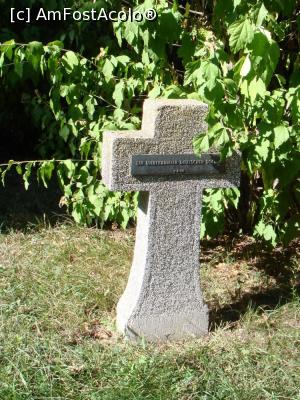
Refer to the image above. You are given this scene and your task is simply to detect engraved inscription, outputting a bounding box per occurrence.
[131,154,225,177]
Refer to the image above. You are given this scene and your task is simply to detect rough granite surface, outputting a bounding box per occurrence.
[102,99,240,342]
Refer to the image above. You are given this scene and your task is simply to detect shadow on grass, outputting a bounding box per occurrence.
[204,236,300,330]
[209,284,300,330]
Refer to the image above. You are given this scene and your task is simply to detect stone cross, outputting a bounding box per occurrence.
[102,99,240,341]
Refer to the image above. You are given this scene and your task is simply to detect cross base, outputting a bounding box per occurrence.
[117,303,208,342]
[116,187,208,342]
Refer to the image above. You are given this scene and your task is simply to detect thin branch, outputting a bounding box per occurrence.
[0,61,30,68]
[166,1,205,16]
[0,42,99,68]
[0,159,94,168]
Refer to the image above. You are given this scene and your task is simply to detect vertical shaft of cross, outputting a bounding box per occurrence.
[117,182,208,341]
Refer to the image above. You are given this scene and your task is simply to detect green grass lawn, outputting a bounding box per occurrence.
[0,223,299,400]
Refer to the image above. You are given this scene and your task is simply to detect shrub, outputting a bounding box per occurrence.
[0,0,299,244]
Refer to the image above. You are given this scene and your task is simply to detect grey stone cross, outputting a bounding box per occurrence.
[102,99,240,341]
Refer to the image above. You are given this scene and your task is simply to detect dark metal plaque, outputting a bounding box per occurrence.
[131,154,225,177]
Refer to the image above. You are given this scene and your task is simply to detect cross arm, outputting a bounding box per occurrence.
[101,131,158,191]
[200,151,241,190]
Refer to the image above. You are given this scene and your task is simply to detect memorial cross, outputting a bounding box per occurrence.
[102,99,240,341]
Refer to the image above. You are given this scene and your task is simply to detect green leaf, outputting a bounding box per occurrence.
[0,52,4,69]
[156,9,181,43]
[62,160,76,179]
[16,164,22,175]
[274,126,290,149]
[112,81,125,108]
[121,208,131,229]
[102,59,114,81]
[148,84,162,98]
[116,55,130,66]
[1,160,14,186]
[214,127,230,147]
[178,33,197,64]
[47,40,64,49]
[72,204,84,224]
[208,189,223,211]
[162,85,185,98]
[248,77,266,103]
[255,220,265,236]
[266,41,280,77]
[286,87,300,124]
[223,78,238,98]
[263,224,277,246]
[113,22,123,47]
[256,3,268,26]
[50,87,61,120]
[59,125,70,142]
[225,188,240,209]
[85,96,97,118]
[228,19,255,53]
[1,40,15,60]
[38,161,55,188]
[250,31,270,57]
[233,0,242,9]
[240,55,251,77]
[256,139,270,161]
[26,41,43,71]
[62,51,79,74]
[124,22,139,45]
[89,193,103,216]
[203,62,219,91]
[194,134,209,153]
[23,162,33,190]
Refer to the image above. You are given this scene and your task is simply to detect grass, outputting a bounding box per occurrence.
[0,222,299,399]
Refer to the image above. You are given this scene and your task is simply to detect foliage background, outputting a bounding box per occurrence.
[0,0,299,245]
